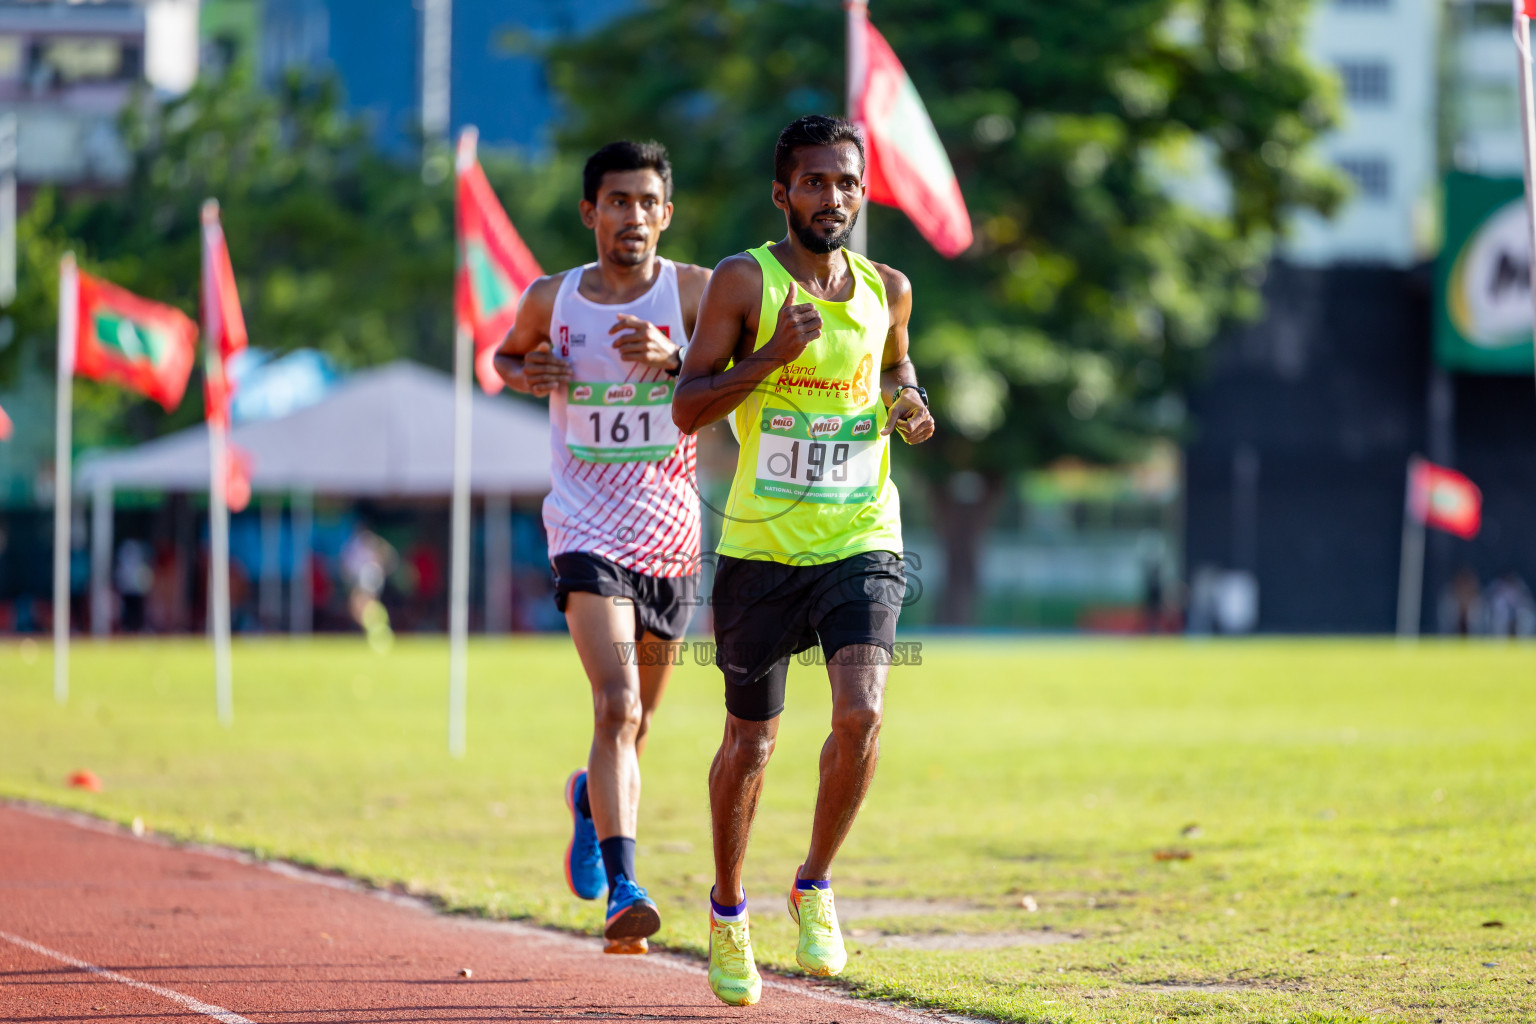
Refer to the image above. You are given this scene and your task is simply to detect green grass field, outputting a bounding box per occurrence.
[1,636,1532,1023]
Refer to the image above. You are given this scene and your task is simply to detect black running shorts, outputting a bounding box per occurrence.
[711,550,906,721]
[551,552,699,642]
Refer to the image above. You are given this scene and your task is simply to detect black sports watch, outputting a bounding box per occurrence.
[893,383,928,407]
[665,345,685,378]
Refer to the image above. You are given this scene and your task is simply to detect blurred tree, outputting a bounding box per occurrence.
[1,67,593,451]
[549,0,1346,623]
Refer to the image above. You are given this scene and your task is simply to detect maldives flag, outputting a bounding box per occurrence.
[201,201,248,430]
[848,5,973,258]
[72,269,197,412]
[456,129,543,393]
[1409,459,1482,540]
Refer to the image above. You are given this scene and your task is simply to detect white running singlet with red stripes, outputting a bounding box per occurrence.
[543,259,700,577]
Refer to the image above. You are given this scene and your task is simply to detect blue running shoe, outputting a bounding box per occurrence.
[563,769,606,900]
[605,877,661,944]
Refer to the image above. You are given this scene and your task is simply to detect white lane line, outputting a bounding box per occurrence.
[0,929,255,1024]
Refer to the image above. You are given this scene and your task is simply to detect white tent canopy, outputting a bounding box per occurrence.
[76,360,552,496]
[72,360,551,639]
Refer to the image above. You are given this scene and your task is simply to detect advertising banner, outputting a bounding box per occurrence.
[1435,173,1535,374]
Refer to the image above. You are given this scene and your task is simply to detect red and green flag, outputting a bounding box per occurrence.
[201,201,248,430]
[1409,458,1482,540]
[456,129,544,394]
[0,401,11,441]
[848,3,973,258]
[202,202,253,512]
[69,266,197,412]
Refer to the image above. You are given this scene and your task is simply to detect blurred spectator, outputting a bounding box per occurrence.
[406,541,444,630]
[1485,573,1536,638]
[1437,567,1486,636]
[230,561,254,632]
[341,526,398,652]
[1143,561,1165,634]
[148,541,181,632]
[1187,566,1258,634]
[114,540,154,633]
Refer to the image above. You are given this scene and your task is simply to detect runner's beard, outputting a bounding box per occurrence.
[791,208,857,254]
[609,239,653,266]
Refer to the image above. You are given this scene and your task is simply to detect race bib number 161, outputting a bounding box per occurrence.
[566,380,680,463]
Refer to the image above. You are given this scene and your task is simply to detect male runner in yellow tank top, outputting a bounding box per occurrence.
[673,114,935,1005]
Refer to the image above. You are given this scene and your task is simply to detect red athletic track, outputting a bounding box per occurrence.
[0,804,948,1023]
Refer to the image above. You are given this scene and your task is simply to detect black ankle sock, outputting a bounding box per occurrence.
[576,780,592,819]
[598,836,636,892]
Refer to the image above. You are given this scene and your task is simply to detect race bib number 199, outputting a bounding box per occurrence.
[566,380,680,463]
[753,406,884,504]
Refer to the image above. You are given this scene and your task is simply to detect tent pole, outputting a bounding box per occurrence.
[448,324,473,757]
[260,494,282,630]
[290,489,313,636]
[91,477,112,637]
[484,492,511,634]
[53,253,77,705]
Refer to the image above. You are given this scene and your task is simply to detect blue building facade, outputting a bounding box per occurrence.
[260,0,635,152]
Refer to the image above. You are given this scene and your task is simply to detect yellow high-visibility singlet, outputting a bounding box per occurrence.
[716,243,903,564]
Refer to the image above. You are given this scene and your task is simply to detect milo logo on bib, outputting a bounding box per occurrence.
[851,418,874,438]
[572,385,593,401]
[648,384,670,402]
[604,384,637,404]
[767,413,796,432]
[809,416,843,438]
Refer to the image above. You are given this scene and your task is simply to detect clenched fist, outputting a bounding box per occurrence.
[609,314,681,371]
[524,340,572,398]
[762,283,822,366]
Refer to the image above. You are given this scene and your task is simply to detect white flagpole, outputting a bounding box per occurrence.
[1516,0,1536,383]
[203,200,234,726]
[447,128,478,758]
[846,0,869,255]
[52,253,77,705]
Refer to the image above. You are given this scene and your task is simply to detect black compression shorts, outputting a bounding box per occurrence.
[551,552,699,641]
[711,550,906,721]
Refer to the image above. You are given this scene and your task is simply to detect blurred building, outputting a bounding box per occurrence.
[259,0,636,152]
[0,0,203,189]
[1284,0,1438,267]
[1446,0,1526,177]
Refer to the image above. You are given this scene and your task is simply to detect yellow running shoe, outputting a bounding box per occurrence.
[707,909,762,1006]
[787,869,847,977]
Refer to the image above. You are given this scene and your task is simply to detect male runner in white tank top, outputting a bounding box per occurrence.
[494,141,710,954]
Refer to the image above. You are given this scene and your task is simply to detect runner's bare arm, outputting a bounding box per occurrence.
[609,264,712,371]
[874,265,934,444]
[493,274,572,398]
[677,262,713,340]
[673,255,822,434]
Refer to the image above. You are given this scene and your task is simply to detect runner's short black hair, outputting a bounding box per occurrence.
[774,115,866,185]
[583,140,673,204]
